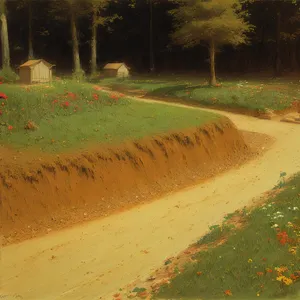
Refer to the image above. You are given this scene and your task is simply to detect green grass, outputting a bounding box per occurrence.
[154,173,300,300]
[0,80,219,152]
[100,76,300,113]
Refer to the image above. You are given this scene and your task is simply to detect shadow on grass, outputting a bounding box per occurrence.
[145,84,205,97]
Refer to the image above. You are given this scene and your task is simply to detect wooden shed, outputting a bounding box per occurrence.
[18,59,55,84]
[103,62,130,78]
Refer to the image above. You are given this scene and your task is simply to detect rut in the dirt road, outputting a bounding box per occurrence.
[2,103,300,300]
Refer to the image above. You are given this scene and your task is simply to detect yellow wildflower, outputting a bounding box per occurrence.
[276,275,293,286]
[289,247,297,255]
[275,266,288,274]
[248,259,253,263]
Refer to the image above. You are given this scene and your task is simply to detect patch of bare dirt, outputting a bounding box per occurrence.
[0,117,272,246]
[281,112,300,124]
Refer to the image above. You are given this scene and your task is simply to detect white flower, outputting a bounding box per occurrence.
[275,211,282,214]
[267,214,271,217]
[271,224,279,228]
[268,204,272,207]
[288,207,292,210]
[293,207,299,211]
[262,207,267,210]
[277,215,284,218]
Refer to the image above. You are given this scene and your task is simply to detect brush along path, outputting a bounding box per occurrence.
[2,103,300,300]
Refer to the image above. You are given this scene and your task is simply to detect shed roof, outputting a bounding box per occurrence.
[103,63,129,70]
[19,59,55,69]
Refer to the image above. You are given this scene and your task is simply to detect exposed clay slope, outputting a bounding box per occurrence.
[1,117,251,244]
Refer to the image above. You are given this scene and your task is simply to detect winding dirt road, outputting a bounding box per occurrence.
[1,98,300,300]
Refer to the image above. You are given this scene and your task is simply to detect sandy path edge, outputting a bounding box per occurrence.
[1,98,300,300]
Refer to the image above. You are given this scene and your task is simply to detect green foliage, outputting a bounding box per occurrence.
[169,0,254,48]
[0,81,218,152]
[0,67,19,83]
[156,173,300,299]
[72,69,86,82]
[49,0,85,21]
[100,77,300,113]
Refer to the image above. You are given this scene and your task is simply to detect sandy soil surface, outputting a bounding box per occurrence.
[1,99,300,300]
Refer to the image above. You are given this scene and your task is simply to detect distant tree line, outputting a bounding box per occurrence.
[0,0,299,84]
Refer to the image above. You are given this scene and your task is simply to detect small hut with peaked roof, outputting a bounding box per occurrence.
[103,62,130,78]
[18,59,55,84]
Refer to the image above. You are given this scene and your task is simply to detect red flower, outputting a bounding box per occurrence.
[62,101,70,108]
[110,93,119,101]
[277,231,289,245]
[66,92,76,99]
[93,85,102,91]
[0,92,8,99]
[0,110,2,116]
[0,82,3,84]
[257,272,264,276]
[224,289,232,296]
[92,93,99,100]
[262,258,267,262]
[7,125,13,131]
[52,99,58,104]
[266,268,273,273]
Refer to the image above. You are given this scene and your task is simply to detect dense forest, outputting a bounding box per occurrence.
[0,0,299,77]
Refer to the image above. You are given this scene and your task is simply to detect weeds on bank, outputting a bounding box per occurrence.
[156,172,300,299]
[101,77,300,113]
[0,80,218,152]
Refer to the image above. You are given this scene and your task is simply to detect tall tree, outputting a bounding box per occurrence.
[149,0,155,72]
[17,0,34,59]
[0,0,10,69]
[170,0,253,85]
[246,0,300,76]
[50,0,84,76]
[86,0,120,75]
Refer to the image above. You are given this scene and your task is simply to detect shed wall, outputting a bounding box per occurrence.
[104,70,117,77]
[32,61,51,83]
[117,65,129,78]
[19,68,32,84]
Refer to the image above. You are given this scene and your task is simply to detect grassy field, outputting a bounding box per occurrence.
[0,80,218,152]
[155,173,300,299]
[99,75,300,113]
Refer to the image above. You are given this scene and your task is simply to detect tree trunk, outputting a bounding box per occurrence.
[28,0,34,59]
[149,0,155,73]
[290,40,298,72]
[90,8,97,75]
[0,11,10,69]
[274,10,282,77]
[209,39,217,86]
[70,8,81,73]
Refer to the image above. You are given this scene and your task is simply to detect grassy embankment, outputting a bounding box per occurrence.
[99,76,300,114]
[0,80,219,153]
[154,173,300,299]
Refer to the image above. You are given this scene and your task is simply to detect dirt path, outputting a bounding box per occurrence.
[1,99,300,300]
